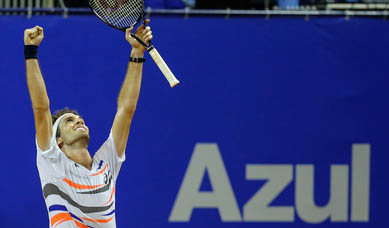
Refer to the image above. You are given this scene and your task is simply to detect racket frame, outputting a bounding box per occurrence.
[88,0,180,88]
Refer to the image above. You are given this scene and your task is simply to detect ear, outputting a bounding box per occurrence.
[57,137,64,149]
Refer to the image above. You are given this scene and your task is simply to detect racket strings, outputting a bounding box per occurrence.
[90,0,143,29]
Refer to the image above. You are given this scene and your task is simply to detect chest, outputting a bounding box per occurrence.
[59,161,114,205]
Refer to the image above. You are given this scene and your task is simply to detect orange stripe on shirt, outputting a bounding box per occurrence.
[74,220,89,228]
[90,164,108,176]
[54,218,73,228]
[104,186,115,206]
[63,178,104,190]
[80,215,114,223]
[51,212,72,227]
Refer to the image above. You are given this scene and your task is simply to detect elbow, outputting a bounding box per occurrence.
[118,104,137,115]
[117,94,139,115]
[32,99,50,111]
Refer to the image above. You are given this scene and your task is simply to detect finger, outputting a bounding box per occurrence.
[29,28,39,38]
[145,35,153,42]
[143,26,150,34]
[31,26,40,34]
[25,29,33,35]
[37,26,43,33]
[125,27,134,38]
[138,19,150,31]
[136,24,145,33]
[143,31,152,40]
[24,29,31,40]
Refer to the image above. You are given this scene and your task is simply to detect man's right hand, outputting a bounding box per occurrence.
[24,26,44,46]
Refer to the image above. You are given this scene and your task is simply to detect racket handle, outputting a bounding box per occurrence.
[148,46,180,88]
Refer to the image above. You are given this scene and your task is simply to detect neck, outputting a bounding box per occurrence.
[62,140,92,170]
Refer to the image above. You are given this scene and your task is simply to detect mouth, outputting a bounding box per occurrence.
[75,126,87,132]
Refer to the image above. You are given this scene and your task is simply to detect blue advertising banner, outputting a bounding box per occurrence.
[0,15,388,228]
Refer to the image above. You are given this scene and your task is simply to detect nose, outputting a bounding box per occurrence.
[76,118,83,125]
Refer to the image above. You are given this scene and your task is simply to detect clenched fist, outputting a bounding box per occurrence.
[24,26,44,46]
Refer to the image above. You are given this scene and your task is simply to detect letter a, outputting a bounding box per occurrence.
[169,143,241,222]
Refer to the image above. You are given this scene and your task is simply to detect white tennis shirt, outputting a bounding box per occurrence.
[36,115,125,228]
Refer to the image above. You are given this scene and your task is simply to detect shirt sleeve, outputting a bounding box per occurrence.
[94,130,126,181]
[36,135,66,181]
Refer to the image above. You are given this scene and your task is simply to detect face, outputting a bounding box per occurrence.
[57,113,90,147]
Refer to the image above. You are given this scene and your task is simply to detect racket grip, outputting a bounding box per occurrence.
[148,47,180,88]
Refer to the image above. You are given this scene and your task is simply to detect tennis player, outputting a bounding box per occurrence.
[25,20,152,228]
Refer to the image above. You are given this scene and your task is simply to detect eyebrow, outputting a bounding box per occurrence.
[64,116,84,122]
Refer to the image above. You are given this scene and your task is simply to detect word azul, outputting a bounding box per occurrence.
[169,143,370,223]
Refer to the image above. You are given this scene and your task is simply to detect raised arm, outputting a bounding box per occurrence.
[25,26,53,151]
[112,20,153,157]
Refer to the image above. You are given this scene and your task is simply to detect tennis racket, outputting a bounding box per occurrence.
[89,0,180,88]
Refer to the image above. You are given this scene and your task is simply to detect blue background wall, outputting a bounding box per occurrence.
[0,15,388,227]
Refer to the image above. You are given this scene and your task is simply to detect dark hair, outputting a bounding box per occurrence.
[52,107,80,138]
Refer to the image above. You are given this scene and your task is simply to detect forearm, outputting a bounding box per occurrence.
[117,49,144,112]
[26,59,50,110]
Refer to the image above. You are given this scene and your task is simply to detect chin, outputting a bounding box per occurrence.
[81,134,90,141]
[75,134,90,144]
